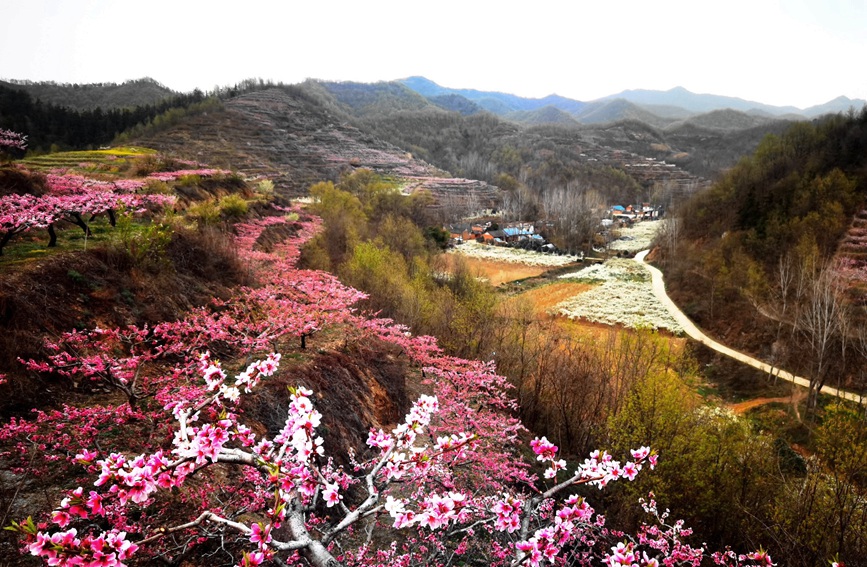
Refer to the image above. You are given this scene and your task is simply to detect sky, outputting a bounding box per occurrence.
[2,0,866,110]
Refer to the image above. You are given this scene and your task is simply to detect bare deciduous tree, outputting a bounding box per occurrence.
[799,266,847,411]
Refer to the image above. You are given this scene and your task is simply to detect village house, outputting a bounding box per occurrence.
[609,203,662,222]
[502,222,537,243]
[446,222,489,245]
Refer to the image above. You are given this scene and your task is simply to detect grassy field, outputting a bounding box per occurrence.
[442,254,551,286]
[0,217,118,267]
[20,147,156,173]
[503,281,593,315]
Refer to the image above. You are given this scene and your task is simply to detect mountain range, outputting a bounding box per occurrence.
[399,76,866,124]
[5,74,863,129]
[4,74,864,191]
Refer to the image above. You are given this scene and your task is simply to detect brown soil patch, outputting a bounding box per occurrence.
[443,255,549,286]
[505,282,689,351]
[507,281,594,316]
[730,387,806,415]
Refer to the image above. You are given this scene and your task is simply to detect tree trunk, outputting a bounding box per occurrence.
[47,224,57,247]
[71,213,92,236]
[286,509,342,567]
[0,231,12,255]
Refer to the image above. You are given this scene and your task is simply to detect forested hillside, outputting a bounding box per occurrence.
[0,78,176,111]
[678,111,867,259]
[305,78,801,189]
[0,82,210,152]
[661,108,867,408]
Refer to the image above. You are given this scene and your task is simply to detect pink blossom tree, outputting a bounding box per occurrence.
[7,354,775,567]
[0,193,56,254]
[2,201,779,567]
[0,128,27,159]
[0,169,173,254]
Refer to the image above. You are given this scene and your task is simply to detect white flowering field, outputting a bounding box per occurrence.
[554,259,683,334]
[449,240,578,267]
[608,220,664,252]
[557,258,650,283]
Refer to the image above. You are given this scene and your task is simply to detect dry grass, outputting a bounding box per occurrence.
[506,281,689,352]
[505,281,594,316]
[441,255,549,286]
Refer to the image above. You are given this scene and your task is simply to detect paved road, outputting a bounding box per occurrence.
[635,250,866,406]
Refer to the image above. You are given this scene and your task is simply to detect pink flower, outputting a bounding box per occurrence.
[605,541,638,566]
[241,551,266,566]
[492,494,524,532]
[745,550,775,566]
[393,510,416,529]
[27,532,51,556]
[530,436,558,462]
[323,483,341,507]
[86,491,104,516]
[631,446,650,460]
[50,510,71,528]
[250,522,272,547]
[516,539,544,567]
[75,449,98,463]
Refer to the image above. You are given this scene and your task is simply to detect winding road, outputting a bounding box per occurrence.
[634,250,866,406]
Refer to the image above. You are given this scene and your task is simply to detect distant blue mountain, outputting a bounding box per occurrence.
[401,77,867,122]
[802,95,867,117]
[399,76,588,115]
[600,86,867,118]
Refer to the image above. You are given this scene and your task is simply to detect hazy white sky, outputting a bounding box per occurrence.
[2,0,865,109]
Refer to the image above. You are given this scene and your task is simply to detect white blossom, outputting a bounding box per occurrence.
[608,221,665,252]
[554,258,682,334]
[558,258,650,282]
[449,240,577,267]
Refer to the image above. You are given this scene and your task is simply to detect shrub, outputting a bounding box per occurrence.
[186,199,221,227]
[128,154,159,176]
[110,210,173,271]
[219,194,249,219]
[177,174,202,188]
[143,179,173,195]
[256,178,275,200]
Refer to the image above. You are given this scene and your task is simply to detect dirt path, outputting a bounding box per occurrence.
[730,388,807,419]
[635,250,866,407]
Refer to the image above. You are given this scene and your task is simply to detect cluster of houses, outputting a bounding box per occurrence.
[608,203,663,223]
[447,221,547,247]
[447,204,664,249]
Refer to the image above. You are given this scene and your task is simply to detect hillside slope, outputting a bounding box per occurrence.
[318,79,797,182]
[659,110,867,397]
[130,87,500,209]
[0,78,176,111]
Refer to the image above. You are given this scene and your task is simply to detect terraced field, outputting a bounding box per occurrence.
[836,207,867,306]
[21,147,156,173]
[131,88,500,209]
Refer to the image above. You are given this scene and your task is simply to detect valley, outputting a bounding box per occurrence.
[1,77,867,567]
